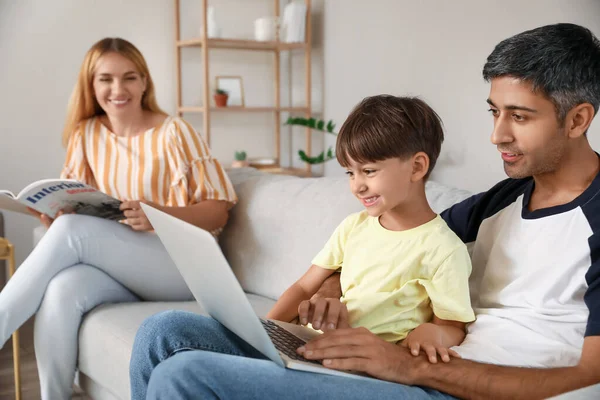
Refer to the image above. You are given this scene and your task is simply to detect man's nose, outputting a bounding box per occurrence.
[490,116,514,145]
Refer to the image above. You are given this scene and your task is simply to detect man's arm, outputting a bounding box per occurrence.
[312,271,342,299]
[300,330,600,400]
[418,336,600,400]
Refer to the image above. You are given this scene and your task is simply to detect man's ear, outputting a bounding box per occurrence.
[411,152,430,182]
[566,103,595,138]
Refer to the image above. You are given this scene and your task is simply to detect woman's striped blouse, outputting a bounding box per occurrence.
[61,116,237,210]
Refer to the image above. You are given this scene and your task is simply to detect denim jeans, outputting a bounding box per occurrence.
[0,215,192,399]
[129,310,456,400]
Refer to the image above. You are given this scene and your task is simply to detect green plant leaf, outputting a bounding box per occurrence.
[298,149,336,165]
[326,120,335,132]
[284,116,339,165]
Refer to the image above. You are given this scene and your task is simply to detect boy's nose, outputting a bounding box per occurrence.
[352,180,367,194]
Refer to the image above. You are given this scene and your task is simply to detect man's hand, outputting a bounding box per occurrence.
[298,297,350,331]
[298,327,424,384]
[120,200,159,231]
[402,323,461,363]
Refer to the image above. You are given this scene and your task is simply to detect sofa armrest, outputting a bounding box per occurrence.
[0,212,5,287]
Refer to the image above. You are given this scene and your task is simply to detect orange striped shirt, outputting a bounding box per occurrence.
[61,116,237,209]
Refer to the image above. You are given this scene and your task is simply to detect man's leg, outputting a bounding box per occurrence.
[129,310,265,400]
[147,350,456,400]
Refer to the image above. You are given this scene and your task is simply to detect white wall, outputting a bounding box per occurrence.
[2,0,600,266]
[0,0,174,266]
[0,0,323,265]
[322,0,600,192]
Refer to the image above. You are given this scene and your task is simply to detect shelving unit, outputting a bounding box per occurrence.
[174,0,313,176]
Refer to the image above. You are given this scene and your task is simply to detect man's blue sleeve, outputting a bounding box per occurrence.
[441,178,530,243]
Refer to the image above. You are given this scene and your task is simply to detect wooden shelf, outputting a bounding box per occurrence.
[177,37,306,51]
[175,0,313,177]
[178,106,309,113]
[257,167,316,177]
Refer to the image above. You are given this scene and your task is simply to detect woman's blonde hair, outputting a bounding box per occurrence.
[62,37,166,146]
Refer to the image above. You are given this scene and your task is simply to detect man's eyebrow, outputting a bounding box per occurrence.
[486,98,537,113]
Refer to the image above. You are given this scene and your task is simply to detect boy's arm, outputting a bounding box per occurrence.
[266,265,336,323]
[403,317,466,363]
[431,316,466,347]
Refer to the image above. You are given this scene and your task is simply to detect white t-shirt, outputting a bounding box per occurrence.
[441,175,600,367]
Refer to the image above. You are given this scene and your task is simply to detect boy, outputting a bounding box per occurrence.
[266,95,475,363]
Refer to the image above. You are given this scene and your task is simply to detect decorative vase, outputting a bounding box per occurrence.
[231,160,250,168]
[214,94,228,107]
[206,6,221,38]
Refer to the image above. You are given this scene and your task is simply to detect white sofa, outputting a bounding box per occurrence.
[35,168,472,399]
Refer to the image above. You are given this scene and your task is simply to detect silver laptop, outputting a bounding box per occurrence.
[141,203,372,381]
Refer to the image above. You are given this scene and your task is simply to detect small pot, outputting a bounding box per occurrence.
[231,160,250,168]
[214,94,229,107]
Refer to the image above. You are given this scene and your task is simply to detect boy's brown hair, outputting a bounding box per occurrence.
[336,95,444,179]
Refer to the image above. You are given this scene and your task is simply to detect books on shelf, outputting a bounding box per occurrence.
[281,2,307,43]
[0,179,124,221]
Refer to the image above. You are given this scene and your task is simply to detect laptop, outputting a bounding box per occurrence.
[141,203,373,381]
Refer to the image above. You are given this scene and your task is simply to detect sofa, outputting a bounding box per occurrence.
[33,167,472,399]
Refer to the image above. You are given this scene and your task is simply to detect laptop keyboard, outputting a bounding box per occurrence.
[260,319,321,365]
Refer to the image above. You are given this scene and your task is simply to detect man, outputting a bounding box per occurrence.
[129,23,600,399]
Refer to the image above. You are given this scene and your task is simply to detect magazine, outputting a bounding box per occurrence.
[0,179,124,221]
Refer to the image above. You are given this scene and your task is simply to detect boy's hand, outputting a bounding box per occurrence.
[298,297,350,332]
[402,323,461,363]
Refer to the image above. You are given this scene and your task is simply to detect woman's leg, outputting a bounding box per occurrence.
[0,214,191,347]
[129,310,265,400]
[34,264,139,400]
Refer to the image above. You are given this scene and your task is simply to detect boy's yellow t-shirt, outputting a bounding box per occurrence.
[312,211,475,342]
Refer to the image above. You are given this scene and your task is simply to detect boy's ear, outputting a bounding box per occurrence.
[411,152,430,182]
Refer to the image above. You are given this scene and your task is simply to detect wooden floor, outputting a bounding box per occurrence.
[0,318,89,400]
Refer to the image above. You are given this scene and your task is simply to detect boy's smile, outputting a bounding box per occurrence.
[360,195,380,208]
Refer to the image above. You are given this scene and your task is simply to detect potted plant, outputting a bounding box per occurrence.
[231,150,249,168]
[214,88,229,107]
[284,117,338,164]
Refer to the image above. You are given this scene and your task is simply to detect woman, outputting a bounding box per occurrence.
[0,37,236,399]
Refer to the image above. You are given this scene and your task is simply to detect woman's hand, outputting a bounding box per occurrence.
[27,208,70,229]
[120,200,161,231]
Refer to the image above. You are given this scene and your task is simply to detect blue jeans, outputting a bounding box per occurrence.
[129,310,456,400]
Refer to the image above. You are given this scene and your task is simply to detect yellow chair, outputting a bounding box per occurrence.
[0,237,21,400]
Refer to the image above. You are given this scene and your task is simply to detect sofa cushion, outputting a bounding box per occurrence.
[77,294,276,400]
[221,168,472,301]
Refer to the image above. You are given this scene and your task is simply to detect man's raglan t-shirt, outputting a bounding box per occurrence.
[441,172,600,368]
